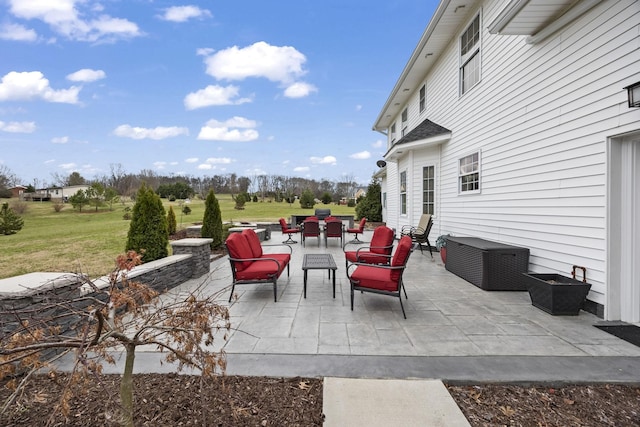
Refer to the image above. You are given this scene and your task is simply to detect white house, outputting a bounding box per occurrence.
[373,0,640,322]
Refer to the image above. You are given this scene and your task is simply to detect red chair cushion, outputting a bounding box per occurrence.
[225,233,254,271]
[369,226,394,255]
[350,266,397,292]
[235,259,280,281]
[390,236,412,281]
[266,253,290,273]
[241,229,263,258]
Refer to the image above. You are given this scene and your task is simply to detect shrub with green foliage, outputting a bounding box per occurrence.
[299,189,315,209]
[68,189,89,212]
[321,192,332,204]
[125,183,169,262]
[0,202,24,235]
[355,181,382,222]
[182,205,192,215]
[201,189,223,249]
[167,205,177,235]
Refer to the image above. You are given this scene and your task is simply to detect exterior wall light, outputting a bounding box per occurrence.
[624,81,640,108]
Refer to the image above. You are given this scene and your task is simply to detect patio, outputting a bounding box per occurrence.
[110,229,640,382]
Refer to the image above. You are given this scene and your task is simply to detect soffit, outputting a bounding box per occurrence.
[487,0,580,35]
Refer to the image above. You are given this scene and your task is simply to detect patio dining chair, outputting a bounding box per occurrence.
[279,218,300,244]
[323,218,344,247]
[400,214,433,256]
[347,235,414,319]
[346,217,366,243]
[302,218,321,247]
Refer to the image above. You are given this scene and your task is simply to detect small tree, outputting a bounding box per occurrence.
[68,189,89,212]
[0,203,24,235]
[299,189,315,209]
[321,192,332,204]
[167,205,177,235]
[201,189,223,249]
[0,252,230,427]
[125,183,168,262]
[355,180,382,222]
[182,205,192,215]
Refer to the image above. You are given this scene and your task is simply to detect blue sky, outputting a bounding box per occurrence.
[0,0,438,187]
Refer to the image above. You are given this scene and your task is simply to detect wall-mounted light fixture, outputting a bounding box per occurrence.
[624,81,640,108]
[376,160,387,168]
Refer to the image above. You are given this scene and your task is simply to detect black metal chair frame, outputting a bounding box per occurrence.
[401,214,433,257]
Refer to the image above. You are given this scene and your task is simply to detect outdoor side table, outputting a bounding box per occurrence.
[302,254,338,298]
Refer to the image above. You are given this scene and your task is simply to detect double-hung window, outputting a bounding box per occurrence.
[401,108,408,137]
[419,85,426,113]
[390,123,396,144]
[400,171,407,215]
[459,152,480,193]
[460,14,481,95]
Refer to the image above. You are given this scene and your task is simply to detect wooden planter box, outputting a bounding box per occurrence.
[522,273,591,315]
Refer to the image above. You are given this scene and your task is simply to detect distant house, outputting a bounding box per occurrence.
[353,187,367,200]
[9,186,27,198]
[373,0,640,322]
[23,185,91,202]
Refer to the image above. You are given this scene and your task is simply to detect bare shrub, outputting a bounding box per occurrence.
[9,201,27,214]
[52,202,64,212]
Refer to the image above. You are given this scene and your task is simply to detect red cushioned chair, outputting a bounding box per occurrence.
[344,225,394,269]
[346,217,367,243]
[323,217,344,247]
[347,235,413,318]
[279,217,300,244]
[302,218,321,247]
[225,229,292,302]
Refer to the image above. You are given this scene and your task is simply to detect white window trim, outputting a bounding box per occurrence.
[419,84,426,114]
[400,170,407,215]
[459,11,482,97]
[458,151,481,194]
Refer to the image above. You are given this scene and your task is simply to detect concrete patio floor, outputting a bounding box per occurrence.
[128,229,640,384]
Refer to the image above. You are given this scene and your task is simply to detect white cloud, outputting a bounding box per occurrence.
[7,0,141,43]
[197,117,259,141]
[293,166,309,172]
[0,23,37,41]
[204,157,232,164]
[310,156,337,165]
[284,82,317,98]
[0,71,80,104]
[185,157,199,163]
[204,41,307,85]
[355,105,362,111]
[160,6,212,22]
[52,136,69,144]
[154,161,167,169]
[349,151,371,160]
[0,121,35,133]
[59,162,76,170]
[113,124,189,140]
[372,139,383,148]
[66,68,106,82]
[184,84,252,110]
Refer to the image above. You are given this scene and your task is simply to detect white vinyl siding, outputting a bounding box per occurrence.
[381,0,640,309]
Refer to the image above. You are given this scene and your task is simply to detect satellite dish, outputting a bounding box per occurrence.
[376,160,387,168]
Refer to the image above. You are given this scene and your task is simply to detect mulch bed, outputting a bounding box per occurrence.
[2,374,640,426]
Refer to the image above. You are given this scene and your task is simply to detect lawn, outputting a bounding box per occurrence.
[0,195,356,280]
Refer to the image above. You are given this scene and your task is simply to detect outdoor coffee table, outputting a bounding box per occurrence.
[302,254,337,298]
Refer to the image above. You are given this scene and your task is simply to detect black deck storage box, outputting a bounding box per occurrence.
[445,237,529,291]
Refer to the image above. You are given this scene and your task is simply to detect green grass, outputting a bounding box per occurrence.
[0,196,356,280]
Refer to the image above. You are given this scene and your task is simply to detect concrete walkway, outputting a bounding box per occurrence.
[59,229,640,425]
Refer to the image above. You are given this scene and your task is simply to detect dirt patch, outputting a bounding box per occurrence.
[2,374,639,426]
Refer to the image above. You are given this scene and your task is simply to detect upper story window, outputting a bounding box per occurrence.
[460,13,481,95]
[459,152,480,193]
[390,123,396,143]
[419,85,426,113]
[401,108,408,137]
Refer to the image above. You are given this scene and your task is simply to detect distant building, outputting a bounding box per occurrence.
[9,186,27,198]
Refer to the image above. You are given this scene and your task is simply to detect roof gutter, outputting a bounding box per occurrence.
[372,0,452,131]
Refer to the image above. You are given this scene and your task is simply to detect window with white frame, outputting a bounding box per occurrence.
[419,84,426,113]
[460,14,480,95]
[400,171,407,214]
[422,165,434,214]
[382,192,386,208]
[390,123,396,143]
[459,152,480,193]
[401,108,408,137]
